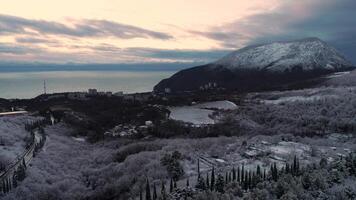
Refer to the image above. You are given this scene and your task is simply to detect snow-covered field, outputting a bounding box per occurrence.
[193,100,237,110]
[168,100,237,125]
[0,115,39,165]
[262,94,338,104]
[169,107,215,125]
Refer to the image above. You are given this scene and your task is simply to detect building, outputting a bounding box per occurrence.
[68,92,88,100]
[164,88,171,93]
[114,91,124,97]
[88,89,98,95]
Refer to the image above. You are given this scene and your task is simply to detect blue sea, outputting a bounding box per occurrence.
[0,63,198,99]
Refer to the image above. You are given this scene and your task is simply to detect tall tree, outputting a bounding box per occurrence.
[197,159,200,178]
[256,165,261,178]
[153,184,157,200]
[237,166,240,183]
[210,167,215,191]
[169,178,173,193]
[232,167,236,181]
[160,181,167,200]
[215,174,225,193]
[146,179,152,200]
[206,173,210,189]
[195,176,206,190]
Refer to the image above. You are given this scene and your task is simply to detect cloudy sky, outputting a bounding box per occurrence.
[0,0,355,64]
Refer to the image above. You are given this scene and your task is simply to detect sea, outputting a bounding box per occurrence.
[0,63,197,99]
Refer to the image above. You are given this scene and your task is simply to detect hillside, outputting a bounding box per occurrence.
[154,38,354,93]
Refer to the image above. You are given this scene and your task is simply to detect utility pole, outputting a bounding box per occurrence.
[43,80,47,94]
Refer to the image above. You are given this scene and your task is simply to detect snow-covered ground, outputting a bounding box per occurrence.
[169,107,215,125]
[0,115,39,165]
[193,100,237,110]
[325,71,351,78]
[169,100,236,125]
[262,95,338,104]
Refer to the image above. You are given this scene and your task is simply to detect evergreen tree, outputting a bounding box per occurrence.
[173,180,177,188]
[286,162,290,174]
[248,171,252,189]
[16,164,26,181]
[153,184,157,200]
[237,166,240,183]
[160,181,167,200]
[210,167,215,191]
[263,168,266,181]
[225,171,228,183]
[241,164,245,183]
[169,178,173,193]
[257,165,261,178]
[146,179,152,200]
[272,163,278,181]
[186,178,190,187]
[140,188,143,200]
[22,158,26,169]
[215,174,225,193]
[197,159,200,178]
[195,176,206,190]
[243,172,248,190]
[293,155,299,176]
[232,167,236,181]
[206,173,209,189]
[12,174,17,188]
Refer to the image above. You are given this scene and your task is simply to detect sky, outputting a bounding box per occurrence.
[0,0,355,64]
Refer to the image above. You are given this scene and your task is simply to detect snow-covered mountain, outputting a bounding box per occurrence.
[154,38,354,93]
[214,37,351,72]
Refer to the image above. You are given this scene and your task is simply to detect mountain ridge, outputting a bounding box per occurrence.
[154,37,354,93]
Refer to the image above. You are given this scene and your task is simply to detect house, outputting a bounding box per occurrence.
[123,92,152,102]
[114,91,124,97]
[88,89,98,95]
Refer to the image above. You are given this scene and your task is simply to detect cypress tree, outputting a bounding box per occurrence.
[12,174,17,188]
[160,181,167,200]
[241,164,245,183]
[243,172,248,190]
[232,167,236,181]
[273,163,278,181]
[140,188,143,200]
[248,171,252,189]
[225,172,228,183]
[169,178,173,193]
[146,179,152,200]
[195,176,206,190]
[293,155,298,175]
[263,168,266,181]
[237,166,240,183]
[153,184,157,200]
[206,173,209,189]
[210,167,215,191]
[296,156,300,175]
[186,178,190,187]
[173,180,177,188]
[286,162,290,174]
[229,172,232,183]
[215,174,225,193]
[197,159,200,178]
[256,165,261,178]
